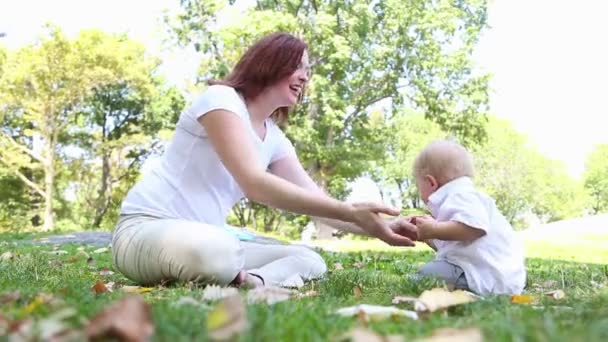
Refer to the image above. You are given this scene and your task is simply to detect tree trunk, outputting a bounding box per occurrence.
[92,151,111,228]
[42,145,54,232]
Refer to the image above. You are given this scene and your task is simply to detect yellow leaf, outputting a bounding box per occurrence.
[122,286,153,294]
[335,304,418,321]
[353,285,363,298]
[416,288,478,312]
[511,295,534,304]
[207,295,247,341]
[545,290,565,300]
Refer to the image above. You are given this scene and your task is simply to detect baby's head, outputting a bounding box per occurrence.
[413,139,474,203]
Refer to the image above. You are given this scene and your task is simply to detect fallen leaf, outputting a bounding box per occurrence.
[207,295,247,341]
[334,263,344,271]
[121,286,153,294]
[247,286,295,305]
[296,290,319,299]
[340,327,404,342]
[393,288,478,312]
[21,295,51,316]
[92,247,109,254]
[336,304,418,321]
[67,250,91,263]
[201,285,239,302]
[416,327,483,342]
[0,251,14,261]
[37,308,78,340]
[86,296,154,342]
[48,260,64,267]
[353,285,363,298]
[173,296,204,307]
[545,290,565,300]
[353,262,366,269]
[0,315,8,335]
[511,295,534,304]
[0,290,20,305]
[92,281,110,295]
[99,268,115,276]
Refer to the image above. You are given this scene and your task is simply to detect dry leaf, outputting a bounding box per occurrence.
[207,295,247,341]
[92,247,109,254]
[341,327,404,342]
[99,268,115,276]
[416,327,483,342]
[173,296,204,307]
[37,308,78,340]
[0,314,8,335]
[545,290,565,300]
[0,290,20,305]
[21,295,52,316]
[353,262,366,269]
[247,286,295,305]
[0,251,14,261]
[202,285,239,302]
[92,281,110,295]
[67,250,91,263]
[511,295,534,304]
[121,286,153,294]
[336,304,418,321]
[393,289,478,312]
[86,296,154,342]
[353,285,363,298]
[296,290,319,299]
[334,263,344,271]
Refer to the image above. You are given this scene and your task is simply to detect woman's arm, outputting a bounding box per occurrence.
[268,152,417,244]
[198,110,413,246]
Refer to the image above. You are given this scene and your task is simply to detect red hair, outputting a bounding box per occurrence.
[210,32,307,124]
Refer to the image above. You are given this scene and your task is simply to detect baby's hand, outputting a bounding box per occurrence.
[412,215,437,240]
[388,216,419,242]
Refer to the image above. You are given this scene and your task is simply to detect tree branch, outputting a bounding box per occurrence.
[0,156,46,198]
[0,132,48,165]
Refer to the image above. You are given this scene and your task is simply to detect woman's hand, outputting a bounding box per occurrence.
[388,216,420,242]
[349,202,416,246]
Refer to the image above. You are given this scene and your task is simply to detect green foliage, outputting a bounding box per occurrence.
[473,118,586,227]
[166,0,491,232]
[0,26,183,232]
[584,144,608,214]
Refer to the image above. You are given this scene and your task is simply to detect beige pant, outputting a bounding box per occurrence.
[111,214,327,287]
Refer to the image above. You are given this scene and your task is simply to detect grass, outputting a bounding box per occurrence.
[1,233,607,341]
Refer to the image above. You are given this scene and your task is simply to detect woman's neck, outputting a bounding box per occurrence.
[245,90,279,126]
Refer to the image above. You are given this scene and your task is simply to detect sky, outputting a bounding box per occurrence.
[1,0,607,188]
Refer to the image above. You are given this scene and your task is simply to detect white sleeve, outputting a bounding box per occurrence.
[440,192,491,233]
[270,125,297,163]
[187,85,246,121]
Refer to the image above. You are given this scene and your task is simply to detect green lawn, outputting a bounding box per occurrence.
[1,233,607,341]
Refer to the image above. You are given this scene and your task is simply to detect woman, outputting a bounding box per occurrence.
[112,32,416,288]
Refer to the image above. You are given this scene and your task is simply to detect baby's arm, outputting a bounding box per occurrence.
[415,216,486,241]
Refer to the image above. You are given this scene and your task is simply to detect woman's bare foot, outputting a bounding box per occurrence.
[230,270,264,288]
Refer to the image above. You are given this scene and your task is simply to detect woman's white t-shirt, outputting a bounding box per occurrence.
[120,85,296,226]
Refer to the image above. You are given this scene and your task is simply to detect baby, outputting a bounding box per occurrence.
[409,139,526,295]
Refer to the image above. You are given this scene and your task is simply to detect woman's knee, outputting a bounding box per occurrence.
[175,228,244,285]
[293,246,327,278]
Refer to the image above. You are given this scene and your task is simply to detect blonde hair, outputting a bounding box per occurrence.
[413,139,474,185]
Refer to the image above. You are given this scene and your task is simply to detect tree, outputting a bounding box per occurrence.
[371,111,445,209]
[0,26,183,231]
[166,0,491,234]
[473,117,586,227]
[584,144,608,214]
